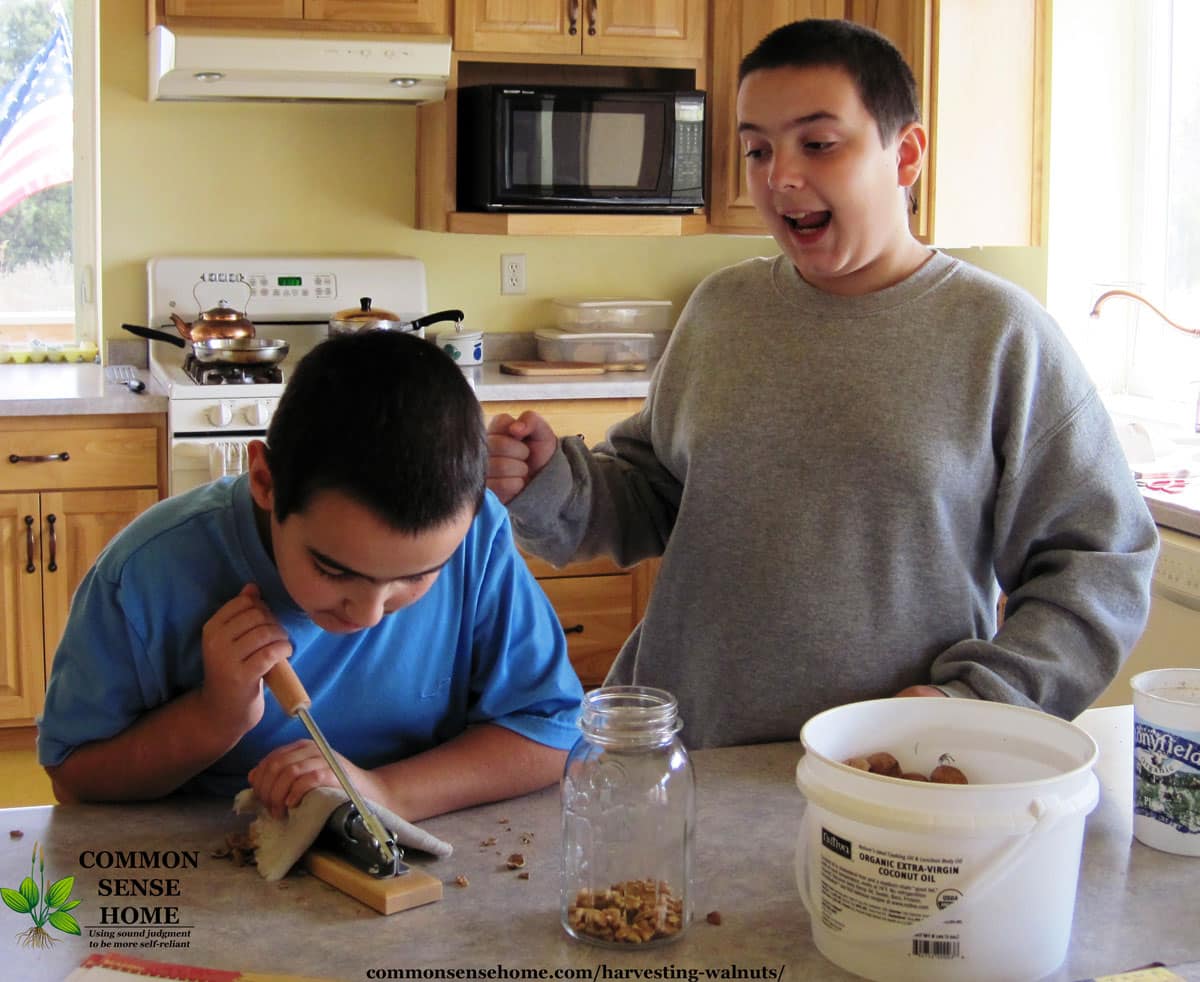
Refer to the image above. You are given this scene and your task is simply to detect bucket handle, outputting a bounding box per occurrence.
[794,776,1097,945]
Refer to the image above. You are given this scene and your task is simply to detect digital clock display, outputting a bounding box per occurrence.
[277,276,302,287]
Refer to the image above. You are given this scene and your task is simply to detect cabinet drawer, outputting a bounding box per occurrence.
[2,428,159,492]
[539,573,638,687]
[522,551,627,579]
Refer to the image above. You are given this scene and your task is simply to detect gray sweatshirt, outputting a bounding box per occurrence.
[508,251,1158,748]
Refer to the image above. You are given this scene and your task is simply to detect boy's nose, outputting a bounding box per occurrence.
[767,150,805,191]
[343,586,388,629]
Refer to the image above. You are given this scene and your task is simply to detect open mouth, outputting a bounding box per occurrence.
[783,211,831,233]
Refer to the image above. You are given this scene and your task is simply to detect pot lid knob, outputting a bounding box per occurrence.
[336,296,400,321]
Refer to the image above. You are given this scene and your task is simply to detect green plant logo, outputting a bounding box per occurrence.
[2,842,81,949]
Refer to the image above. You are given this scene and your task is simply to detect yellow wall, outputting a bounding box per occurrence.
[100,4,1046,338]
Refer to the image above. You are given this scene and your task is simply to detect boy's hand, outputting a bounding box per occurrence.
[486,411,559,504]
[248,739,382,820]
[199,583,293,738]
[894,685,947,698]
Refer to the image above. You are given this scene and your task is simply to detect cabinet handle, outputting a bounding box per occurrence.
[587,0,597,36]
[9,451,70,464]
[562,623,585,634]
[46,513,58,572]
[567,0,578,35]
[24,515,36,573]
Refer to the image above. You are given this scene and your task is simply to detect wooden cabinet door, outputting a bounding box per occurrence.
[539,573,640,686]
[0,494,47,723]
[454,0,581,56]
[164,1,304,17]
[585,0,706,60]
[39,489,160,676]
[707,0,845,232]
[304,0,450,33]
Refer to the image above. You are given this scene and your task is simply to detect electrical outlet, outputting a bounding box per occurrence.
[501,253,526,295]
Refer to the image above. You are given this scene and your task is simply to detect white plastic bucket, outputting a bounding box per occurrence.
[794,699,1099,982]
[1131,668,1200,856]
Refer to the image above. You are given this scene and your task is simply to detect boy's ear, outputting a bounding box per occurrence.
[246,440,275,513]
[895,121,927,190]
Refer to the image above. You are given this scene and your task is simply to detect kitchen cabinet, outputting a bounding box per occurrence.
[479,397,659,687]
[0,415,165,727]
[153,0,450,35]
[454,0,706,61]
[707,0,1046,246]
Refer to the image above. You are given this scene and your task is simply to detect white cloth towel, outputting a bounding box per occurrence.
[232,787,453,882]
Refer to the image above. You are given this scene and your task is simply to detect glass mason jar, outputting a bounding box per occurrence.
[560,686,695,948]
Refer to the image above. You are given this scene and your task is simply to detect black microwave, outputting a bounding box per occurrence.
[456,85,705,213]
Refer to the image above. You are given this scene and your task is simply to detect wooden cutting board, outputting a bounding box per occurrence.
[303,848,443,915]
[500,360,646,375]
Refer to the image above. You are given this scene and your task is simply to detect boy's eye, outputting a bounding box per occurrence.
[314,562,349,581]
[805,140,836,152]
[742,145,767,160]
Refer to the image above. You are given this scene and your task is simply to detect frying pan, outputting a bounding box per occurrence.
[122,323,290,366]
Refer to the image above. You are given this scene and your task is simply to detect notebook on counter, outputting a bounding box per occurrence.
[63,952,345,982]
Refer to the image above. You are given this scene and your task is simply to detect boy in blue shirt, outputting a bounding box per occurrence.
[39,330,583,820]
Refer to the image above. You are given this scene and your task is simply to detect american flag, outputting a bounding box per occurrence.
[0,11,73,218]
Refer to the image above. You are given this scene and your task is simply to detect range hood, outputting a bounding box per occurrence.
[149,26,450,103]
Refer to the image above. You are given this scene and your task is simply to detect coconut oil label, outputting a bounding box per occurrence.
[817,834,966,934]
[1134,720,1200,836]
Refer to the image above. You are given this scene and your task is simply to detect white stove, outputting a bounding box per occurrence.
[148,256,429,494]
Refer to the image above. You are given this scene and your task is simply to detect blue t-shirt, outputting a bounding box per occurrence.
[37,476,583,797]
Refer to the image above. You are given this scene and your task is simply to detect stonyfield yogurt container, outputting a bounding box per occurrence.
[1132,668,1200,856]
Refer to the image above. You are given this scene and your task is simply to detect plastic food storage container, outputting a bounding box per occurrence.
[535,329,654,364]
[553,299,672,334]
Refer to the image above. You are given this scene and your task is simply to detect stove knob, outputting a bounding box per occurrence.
[207,402,234,428]
[244,401,270,427]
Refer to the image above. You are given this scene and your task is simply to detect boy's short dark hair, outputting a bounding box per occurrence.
[738,18,920,144]
[264,330,486,532]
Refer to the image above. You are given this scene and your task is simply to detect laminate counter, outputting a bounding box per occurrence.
[0,364,165,416]
[0,362,653,417]
[2,706,1195,982]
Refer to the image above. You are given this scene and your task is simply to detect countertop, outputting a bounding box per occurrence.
[2,705,1195,982]
[0,362,652,417]
[0,363,166,416]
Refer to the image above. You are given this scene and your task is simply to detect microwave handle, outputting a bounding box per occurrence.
[567,0,578,36]
[587,0,597,35]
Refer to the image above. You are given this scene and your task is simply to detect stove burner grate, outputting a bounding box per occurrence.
[184,355,284,386]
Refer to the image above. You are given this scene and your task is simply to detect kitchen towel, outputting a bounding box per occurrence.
[232,787,452,882]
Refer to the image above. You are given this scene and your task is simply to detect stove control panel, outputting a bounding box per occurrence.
[149,256,429,324]
[171,397,279,436]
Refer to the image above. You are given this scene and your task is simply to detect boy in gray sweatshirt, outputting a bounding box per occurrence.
[486,19,1158,748]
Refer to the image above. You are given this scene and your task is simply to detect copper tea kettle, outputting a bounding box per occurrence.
[170,278,256,343]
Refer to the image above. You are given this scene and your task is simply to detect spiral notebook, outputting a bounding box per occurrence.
[63,952,345,982]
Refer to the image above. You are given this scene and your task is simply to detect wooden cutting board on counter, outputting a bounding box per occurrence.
[500,360,646,376]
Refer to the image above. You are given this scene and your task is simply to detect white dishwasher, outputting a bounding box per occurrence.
[1093,526,1200,707]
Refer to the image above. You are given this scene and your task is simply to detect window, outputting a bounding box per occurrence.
[0,0,98,363]
[1047,0,1199,428]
